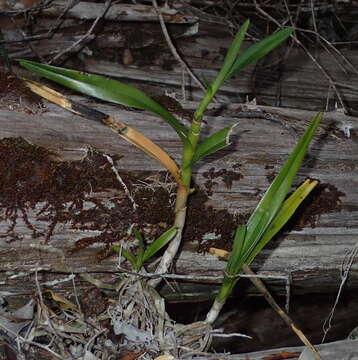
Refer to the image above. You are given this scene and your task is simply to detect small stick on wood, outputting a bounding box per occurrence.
[102,153,138,210]
[253,0,348,114]
[321,241,358,343]
[47,0,112,64]
[0,0,77,46]
[152,0,209,97]
[10,17,46,63]
[242,264,321,360]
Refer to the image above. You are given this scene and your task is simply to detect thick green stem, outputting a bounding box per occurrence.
[150,89,214,287]
[188,90,214,149]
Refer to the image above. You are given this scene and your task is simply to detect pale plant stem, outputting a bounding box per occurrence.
[149,184,189,287]
[206,299,224,325]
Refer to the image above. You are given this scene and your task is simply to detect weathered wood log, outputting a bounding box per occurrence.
[0,88,357,301]
[82,44,358,112]
[42,1,198,24]
[2,0,358,113]
[196,339,358,360]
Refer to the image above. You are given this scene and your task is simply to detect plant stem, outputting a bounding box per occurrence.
[206,299,224,324]
[205,276,238,324]
[149,183,189,287]
[150,92,213,287]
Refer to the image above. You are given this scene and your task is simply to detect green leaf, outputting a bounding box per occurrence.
[225,27,293,81]
[134,229,145,248]
[112,246,137,268]
[200,74,212,90]
[245,179,318,265]
[142,227,177,263]
[134,229,145,268]
[242,112,322,258]
[226,224,246,276]
[217,224,246,303]
[192,24,292,129]
[211,19,250,92]
[215,114,321,304]
[18,59,189,141]
[189,124,238,166]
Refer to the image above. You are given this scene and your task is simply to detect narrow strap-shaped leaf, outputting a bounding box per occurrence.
[211,19,250,91]
[226,224,246,276]
[215,224,246,303]
[225,27,293,81]
[112,246,137,268]
[142,227,177,263]
[243,113,322,255]
[134,230,145,268]
[18,59,189,141]
[244,178,318,265]
[23,79,182,185]
[189,123,238,166]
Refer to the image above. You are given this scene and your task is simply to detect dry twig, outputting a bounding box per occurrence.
[47,0,112,64]
[242,264,321,360]
[321,241,358,343]
[152,0,208,99]
[253,0,349,114]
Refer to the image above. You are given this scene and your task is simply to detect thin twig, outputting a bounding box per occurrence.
[102,153,137,210]
[321,241,358,343]
[152,0,209,97]
[242,264,321,360]
[9,17,46,62]
[34,268,63,342]
[253,0,348,114]
[310,0,318,41]
[0,0,77,45]
[117,265,289,282]
[297,26,358,75]
[0,319,65,360]
[210,328,252,339]
[47,0,112,64]
[71,274,82,314]
[83,329,107,353]
[281,0,347,114]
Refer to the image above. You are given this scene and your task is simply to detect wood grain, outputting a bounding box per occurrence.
[0,96,357,300]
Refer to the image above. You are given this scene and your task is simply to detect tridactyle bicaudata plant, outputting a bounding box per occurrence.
[19,20,321,331]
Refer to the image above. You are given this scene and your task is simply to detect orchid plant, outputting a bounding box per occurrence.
[19,20,321,323]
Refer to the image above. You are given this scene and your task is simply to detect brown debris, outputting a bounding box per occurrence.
[263,352,301,360]
[287,182,345,230]
[203,166,243,195]
[0,137,137,252]
[184,189,249,253]
[0,137,246,259]
[80,287,108,317]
